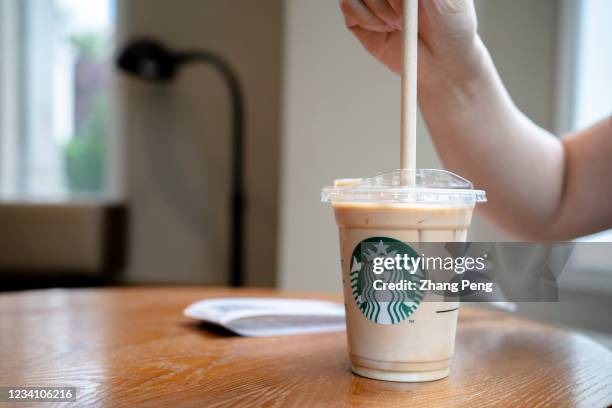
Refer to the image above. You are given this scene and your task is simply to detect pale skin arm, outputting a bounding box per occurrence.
[340,0,612,240]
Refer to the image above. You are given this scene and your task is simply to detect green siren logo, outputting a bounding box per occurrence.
[350,237,427,324]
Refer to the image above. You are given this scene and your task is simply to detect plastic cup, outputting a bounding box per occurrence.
[321,169,486,382]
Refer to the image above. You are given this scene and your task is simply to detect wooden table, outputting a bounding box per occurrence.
[1,287,611,407]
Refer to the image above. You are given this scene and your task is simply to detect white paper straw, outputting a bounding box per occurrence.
[400,0,418,186]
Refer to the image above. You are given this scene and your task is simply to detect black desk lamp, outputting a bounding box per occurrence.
[116,39,245,287]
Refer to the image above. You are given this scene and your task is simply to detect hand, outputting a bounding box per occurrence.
[340,0,479,86]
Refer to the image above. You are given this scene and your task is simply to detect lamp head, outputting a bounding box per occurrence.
[117,39,181,82]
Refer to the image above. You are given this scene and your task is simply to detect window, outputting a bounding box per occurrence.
[573,0,612,131]
[573,0,612,243]
[558,0,612,242]
[0,0,115,199]
[558,0,612,291]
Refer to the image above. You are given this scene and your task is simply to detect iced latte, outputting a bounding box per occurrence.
[322,169,486,382]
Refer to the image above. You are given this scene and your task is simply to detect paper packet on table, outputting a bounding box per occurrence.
[183,298,346,337]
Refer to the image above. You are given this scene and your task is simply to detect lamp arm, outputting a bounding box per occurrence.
[181,51,245,287]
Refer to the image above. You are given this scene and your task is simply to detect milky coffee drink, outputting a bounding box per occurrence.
[322,169,486,382]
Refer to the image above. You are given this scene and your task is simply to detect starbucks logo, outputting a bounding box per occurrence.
[350,237,427,324]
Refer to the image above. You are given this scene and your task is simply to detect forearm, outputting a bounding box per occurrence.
[419,37,565,239]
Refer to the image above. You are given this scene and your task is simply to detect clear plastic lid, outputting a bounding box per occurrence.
[321,169,486,204]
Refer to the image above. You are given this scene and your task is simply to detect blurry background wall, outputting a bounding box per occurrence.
[118,0,283,286]
[278,0,560,292]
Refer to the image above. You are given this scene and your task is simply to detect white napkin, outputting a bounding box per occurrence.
[184,297,346,337]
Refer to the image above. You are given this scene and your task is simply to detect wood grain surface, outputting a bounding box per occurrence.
[1,287,611,407]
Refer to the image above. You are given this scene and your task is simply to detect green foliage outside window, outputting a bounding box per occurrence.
[63,96,107,194]
[62,32,112,195]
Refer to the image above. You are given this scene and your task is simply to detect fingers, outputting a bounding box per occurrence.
[349,25,433,75]
[387,0,403,16]
[340,0,396,32]
[363,0,401,29]
[349,26,402,72]
[341,0,475,31]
